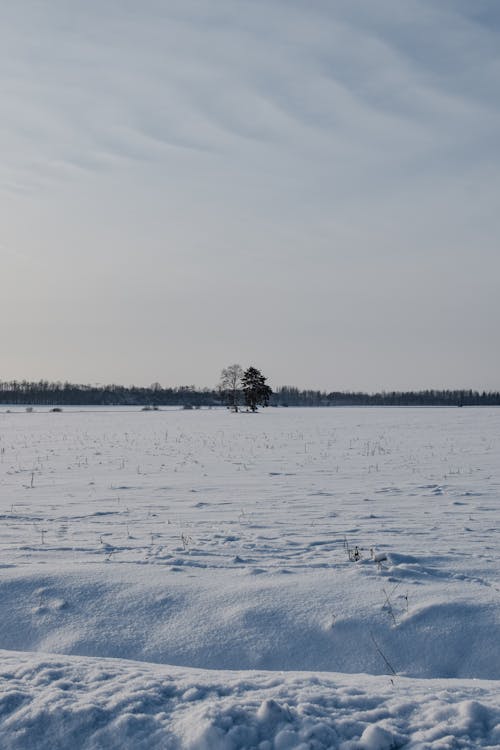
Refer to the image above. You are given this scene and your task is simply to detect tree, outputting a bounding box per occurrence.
[219,364,243,411]
[241,367,272,412]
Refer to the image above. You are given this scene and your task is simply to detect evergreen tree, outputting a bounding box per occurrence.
[241,367,272,412]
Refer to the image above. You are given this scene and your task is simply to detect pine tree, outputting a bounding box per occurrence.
[241,367,272,412]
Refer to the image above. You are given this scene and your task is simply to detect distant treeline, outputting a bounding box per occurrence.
[0,381,213,407]
[273,386,500,407]
[0,380,499,407]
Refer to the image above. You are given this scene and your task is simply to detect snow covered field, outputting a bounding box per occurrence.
[0,406,499,748]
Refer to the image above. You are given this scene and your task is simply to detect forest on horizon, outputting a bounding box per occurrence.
[1,379,499,407]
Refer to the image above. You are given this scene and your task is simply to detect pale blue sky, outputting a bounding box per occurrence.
[1,1,499,391]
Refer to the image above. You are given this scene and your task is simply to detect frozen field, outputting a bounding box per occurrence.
[0,406,499,748]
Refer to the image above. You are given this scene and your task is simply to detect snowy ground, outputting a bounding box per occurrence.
[0,406,499,748]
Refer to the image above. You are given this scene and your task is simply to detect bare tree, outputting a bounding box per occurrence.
[219,364,243,411]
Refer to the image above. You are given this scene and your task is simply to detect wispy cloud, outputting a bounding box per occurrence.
[1,1,499,389]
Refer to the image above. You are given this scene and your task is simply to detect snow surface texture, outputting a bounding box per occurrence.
[0,406,499,748]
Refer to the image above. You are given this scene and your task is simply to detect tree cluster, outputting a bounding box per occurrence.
[219,365,272,412]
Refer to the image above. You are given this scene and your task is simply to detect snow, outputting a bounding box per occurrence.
[1,650,500,750]
[0,406,499,748]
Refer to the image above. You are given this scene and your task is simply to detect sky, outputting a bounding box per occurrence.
[1,0,499,392]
